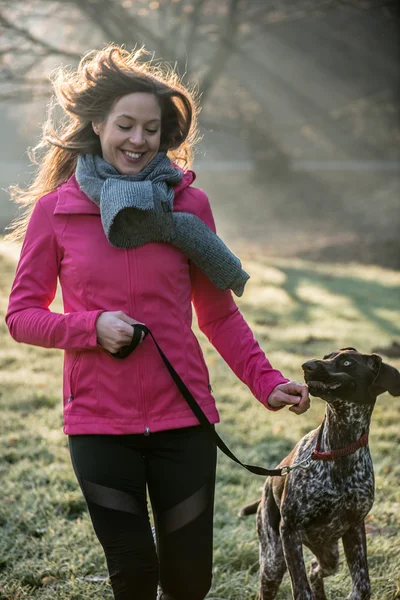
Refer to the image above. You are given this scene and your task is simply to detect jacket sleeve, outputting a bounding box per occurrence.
[189,191,289,409]
[5,199,103,350]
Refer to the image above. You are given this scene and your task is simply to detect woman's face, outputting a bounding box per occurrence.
[93,92,162,175]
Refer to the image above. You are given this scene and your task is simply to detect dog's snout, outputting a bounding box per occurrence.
[302,360,319,374]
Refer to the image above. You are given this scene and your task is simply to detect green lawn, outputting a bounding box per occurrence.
[1,245,399,600]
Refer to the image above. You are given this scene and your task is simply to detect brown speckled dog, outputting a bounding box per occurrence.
[240,348,400,600]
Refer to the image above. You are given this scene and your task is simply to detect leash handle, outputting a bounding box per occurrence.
[111,324,148,359]
[113,324,284,477]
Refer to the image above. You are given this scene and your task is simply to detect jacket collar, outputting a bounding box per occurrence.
[54,168,196,216]
[54,176,100,215]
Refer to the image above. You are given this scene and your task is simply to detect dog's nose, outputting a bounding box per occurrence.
[302,360,319,374]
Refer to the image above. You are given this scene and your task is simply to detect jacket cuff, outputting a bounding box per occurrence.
[259,375,290,411]
[87,310,105,348]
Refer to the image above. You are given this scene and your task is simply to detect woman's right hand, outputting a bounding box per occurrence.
[96,311,145,354]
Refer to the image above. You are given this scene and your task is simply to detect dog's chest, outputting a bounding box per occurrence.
[281,456,374,540]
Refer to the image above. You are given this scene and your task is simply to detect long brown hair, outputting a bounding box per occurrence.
[7,45,200,241]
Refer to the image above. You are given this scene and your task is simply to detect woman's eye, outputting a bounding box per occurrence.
[146,129,158,134]
[118,125,131,131]
[343,360,352,367]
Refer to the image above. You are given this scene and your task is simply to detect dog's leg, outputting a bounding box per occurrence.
[342,522,371,600]
[308,541,339,600]
[256,482,286,600]
[280,523,315,600]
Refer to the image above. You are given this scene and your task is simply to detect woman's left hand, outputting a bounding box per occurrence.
[267,381,310,414]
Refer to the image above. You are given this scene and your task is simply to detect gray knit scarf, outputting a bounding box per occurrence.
[75,152,249,296]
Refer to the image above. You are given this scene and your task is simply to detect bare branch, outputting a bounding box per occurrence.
[0,12,82,59]
[74,0,161,50]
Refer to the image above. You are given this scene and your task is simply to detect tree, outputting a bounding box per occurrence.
[1,0,398,158]
[1,0,399,268]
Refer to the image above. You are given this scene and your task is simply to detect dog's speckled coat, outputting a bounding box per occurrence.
[240,348,400,600]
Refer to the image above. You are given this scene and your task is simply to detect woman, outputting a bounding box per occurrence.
[6,46,309,600]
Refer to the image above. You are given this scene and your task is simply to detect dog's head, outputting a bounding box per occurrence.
[302,347,400,405]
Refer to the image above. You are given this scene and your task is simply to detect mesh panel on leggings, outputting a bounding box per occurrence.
[81,478,145,515]
[157,483,209,535]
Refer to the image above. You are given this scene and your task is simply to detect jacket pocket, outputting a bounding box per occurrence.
[68,352,82,400]
[194,337,211,388]
[182,320,212,393]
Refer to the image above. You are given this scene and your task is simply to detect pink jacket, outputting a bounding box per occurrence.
[6,170,288,435]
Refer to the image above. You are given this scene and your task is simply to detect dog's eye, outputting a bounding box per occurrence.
[343,360,352,367]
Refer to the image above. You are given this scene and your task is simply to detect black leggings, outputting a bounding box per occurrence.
[69,426,217,600]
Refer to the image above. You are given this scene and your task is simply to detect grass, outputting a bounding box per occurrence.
[1,243,400,600]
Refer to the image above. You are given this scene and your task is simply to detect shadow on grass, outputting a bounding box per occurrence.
[241,263,400,342]
[279,265,400,337]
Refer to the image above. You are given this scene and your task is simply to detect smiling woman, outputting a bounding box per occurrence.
[5,44,310,600]
[7,45,197,238]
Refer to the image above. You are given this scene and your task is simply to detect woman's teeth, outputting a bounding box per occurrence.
[124,151,143,159]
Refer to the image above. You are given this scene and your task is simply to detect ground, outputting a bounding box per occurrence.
[0,241,399,599]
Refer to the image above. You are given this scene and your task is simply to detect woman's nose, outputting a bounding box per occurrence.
[128,128,144,145]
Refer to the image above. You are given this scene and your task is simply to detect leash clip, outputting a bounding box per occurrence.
[281,457,312,476]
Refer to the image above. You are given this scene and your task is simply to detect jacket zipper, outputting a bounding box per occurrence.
[126,249,150,435]
[68,352,81,402]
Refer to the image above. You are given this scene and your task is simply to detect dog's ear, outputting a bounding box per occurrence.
[366,354,400,397]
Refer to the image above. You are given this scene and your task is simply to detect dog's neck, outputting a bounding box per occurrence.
[319,399,374,453]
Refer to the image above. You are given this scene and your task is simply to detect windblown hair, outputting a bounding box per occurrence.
[7,44,199,241]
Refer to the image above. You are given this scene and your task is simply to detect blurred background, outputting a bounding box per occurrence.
[0,0,399,267]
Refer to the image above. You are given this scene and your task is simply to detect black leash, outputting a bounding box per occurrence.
[112,324,285,477]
